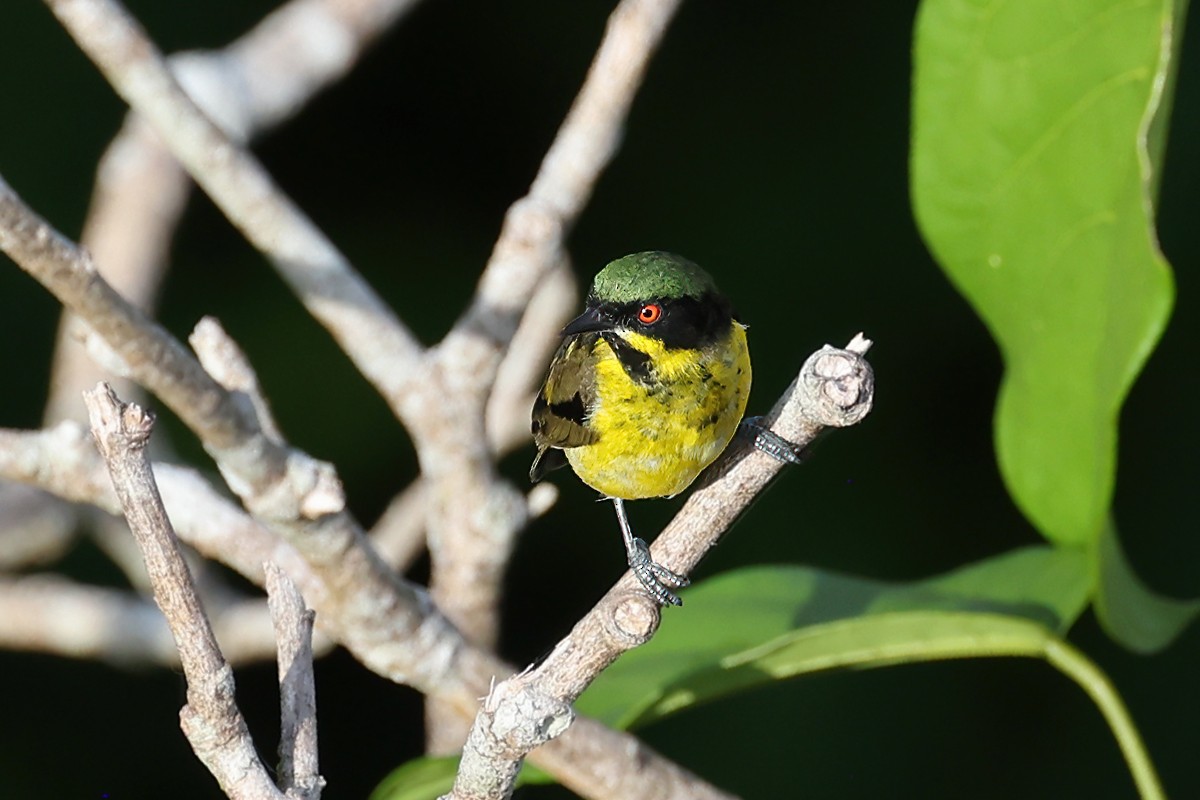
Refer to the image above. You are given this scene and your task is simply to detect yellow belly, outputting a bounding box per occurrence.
[566,324,751,499]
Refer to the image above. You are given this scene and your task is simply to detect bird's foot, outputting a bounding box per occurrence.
[628,537,690,607]
[740,416,805,465]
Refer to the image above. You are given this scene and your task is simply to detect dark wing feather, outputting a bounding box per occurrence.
[528,447,568,483]
[530,334,600,482]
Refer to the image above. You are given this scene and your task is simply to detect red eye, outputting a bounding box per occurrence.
[637,303,662,325]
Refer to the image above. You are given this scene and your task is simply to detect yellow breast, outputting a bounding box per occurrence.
[566,323,751,499]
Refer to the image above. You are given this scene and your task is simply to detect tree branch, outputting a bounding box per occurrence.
[46,0,425,425]
[266,562,324,800]
[0,483,75,568]
[83,382,282,799]
[0,572,327,666]
[0,574,177,663]
[43,0,426,403]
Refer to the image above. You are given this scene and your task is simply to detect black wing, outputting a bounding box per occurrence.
[530,334,600,482]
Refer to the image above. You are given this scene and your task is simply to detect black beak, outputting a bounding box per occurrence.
[561,305,611,337]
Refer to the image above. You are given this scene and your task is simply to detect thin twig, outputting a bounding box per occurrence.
[0,573,324,666]
[0,574,177,663]
[44,118,187,426]
[485,261,577,454]
[367,480,430,570]
[0,483,75,568]
[83,382,282,799]
[266,562,324,800]
[446,337,876,800]
[191,317,284,442]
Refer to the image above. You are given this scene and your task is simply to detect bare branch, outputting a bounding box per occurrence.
[367,480,429,571]
[0,574,176,662]
[2,169,484,691]
[267,562,324,800]
[30,0,511,749]
[0,175,264,457]
[0,573,325,666]
[43,0,425,402]
[83,382,281,799]
[485,260,577,454]
[46,0,426,425]
[0,483,76,568]
[448,338,876,800]
[191,317,285,442]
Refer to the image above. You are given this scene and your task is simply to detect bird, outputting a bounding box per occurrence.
[530,251,752,606]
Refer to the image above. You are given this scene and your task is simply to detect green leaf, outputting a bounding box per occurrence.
[911,0,1179,546]
[369,756,552,800]
[368,755,459,800]
[1094,521,1200,653]
[642,612,1059,726]
[581,561,1161,798]
[640,610,1164,799]
[577,548,1089,729]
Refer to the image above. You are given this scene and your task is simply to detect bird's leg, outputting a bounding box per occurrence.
[612,497,689,607]
[739,416,806,465]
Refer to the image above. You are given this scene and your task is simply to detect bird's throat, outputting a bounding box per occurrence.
[600,332,654,386]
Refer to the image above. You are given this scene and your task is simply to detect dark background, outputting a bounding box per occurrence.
[2,1,1198,798]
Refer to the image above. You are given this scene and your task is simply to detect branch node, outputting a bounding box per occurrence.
[607,590,661,646]
[296,460,346,519]
[488,679,575,749]
[502,196,563,253]
[799,339,875,428]
[225,451,346,524]
[85,382,155,455]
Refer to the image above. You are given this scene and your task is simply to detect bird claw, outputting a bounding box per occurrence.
[628,538,689,607]
[740,416,805,465]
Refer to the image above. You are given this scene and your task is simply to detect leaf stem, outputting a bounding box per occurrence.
[1042,637,1164,800]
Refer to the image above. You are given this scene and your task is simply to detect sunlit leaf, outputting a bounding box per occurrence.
[627,606,1163,800]
[369,755,459,800]
[911,0,1178,547]
[640,611,1056,728]
[369,756,552,800]
[578,550,1089,728]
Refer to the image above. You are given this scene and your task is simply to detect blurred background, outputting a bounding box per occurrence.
[1,1,1197,797]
